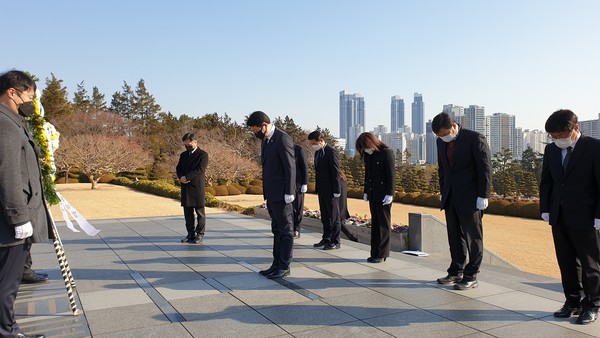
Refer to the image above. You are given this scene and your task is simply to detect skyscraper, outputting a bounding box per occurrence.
[465,105,486,135]
[442,104,465,126]
[391,95,404,132]
[425,119,438,164]
[579,113,600,140]
[339,90,365,153]
[411,93,424,134]
[489,112,515,157]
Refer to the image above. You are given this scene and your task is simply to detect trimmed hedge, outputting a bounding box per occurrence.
[347,188,364,199]
[250,179,263,187]
[245,185,263,195]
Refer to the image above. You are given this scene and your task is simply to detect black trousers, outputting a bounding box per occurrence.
[318,194,341,245]
[444,197,484,281]
[0,244,30,337]
[267,200,294,270]
[183,206,206,237]
[368,199,391,259]
[553,208,600,310]
[292,189,305,232]
[22,251,34,279]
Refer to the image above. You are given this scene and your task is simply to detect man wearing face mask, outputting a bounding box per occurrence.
[432,112,491,291]
[0,70,48,338]
[292,144,309,238]
[308,131,342,250]
[540,109,600,325]
[176,133,208,244]
[247,111,296,279]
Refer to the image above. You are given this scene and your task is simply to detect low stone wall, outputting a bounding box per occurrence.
[254,208,517,270]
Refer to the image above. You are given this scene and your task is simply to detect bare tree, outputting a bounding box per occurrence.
[197,140,260,186]
[61,134,151,189]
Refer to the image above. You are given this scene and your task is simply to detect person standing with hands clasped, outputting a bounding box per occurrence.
[247,111,296,279]
[292,144,309,238]
[176,133,208,244]
[308,131,343,250]
[355,132,395,263]
[540,109,600,325]
[0,70,48,338]
[432,112,491,290]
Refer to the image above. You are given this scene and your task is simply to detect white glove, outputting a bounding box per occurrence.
[15,221,33,239]
[476,197,488,210]
[284,194,295,204]
[382,195,393,205]
[541,213,549,222]
[363,193,368,201]
[594,218,600,230]
[300,184,308,193]
[439,195,442,201]
[333,193,341,198]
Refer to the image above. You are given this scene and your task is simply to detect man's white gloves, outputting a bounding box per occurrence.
[382,195,393,205]
[363,193,368,201]
[541,213,550,222]
[15,221,33,239]
[595,218,600,230]
[476,197,488,210]
[333,193,341,198]
[300,185,308,193]
[284,194,295,204]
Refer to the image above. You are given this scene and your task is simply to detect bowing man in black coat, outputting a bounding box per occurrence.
[247,111,296,279]
[176,133,208,244]
[308,131,342,250]
[293,144,309,238]
[540,110,600,325]
[355,132,395,263]
[432,112,492,291]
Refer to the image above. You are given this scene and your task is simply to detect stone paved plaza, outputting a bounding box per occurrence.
[15,213,600,337]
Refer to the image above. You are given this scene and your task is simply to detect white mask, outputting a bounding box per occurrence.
[440,134,454,143]
[311,144,321,151]
[364,148,374,155]
[554,137,572,149]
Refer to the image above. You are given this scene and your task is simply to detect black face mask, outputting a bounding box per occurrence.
[254,125,266,139]
[185,145,194,152]
[18,101,35,118]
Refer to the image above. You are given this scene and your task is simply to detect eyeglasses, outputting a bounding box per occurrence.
[547,131,573,141]
[15,89,35,102]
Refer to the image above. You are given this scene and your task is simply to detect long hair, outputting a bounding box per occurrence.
[355,132,388,155]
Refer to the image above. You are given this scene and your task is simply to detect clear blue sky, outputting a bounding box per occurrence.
[6,0,600,134]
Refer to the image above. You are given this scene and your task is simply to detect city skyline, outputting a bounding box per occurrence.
[7,1,600,135]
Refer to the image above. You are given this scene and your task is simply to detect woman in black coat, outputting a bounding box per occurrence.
[355,132,395,263]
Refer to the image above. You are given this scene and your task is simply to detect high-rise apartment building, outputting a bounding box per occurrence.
[339,90,365,153]
[411,93,424,134]
[489,113,515,157]
[442,104,465,126]
[425,119,438,164]
[513,127,524,160]
[465,105,486,135]
[391,96,404,133]
[523,129,548,154]
[580,113,600,140]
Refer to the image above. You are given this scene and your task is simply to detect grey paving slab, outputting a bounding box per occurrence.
[181,309,288,337]
[292,320,394,337]
[364,309,479,337]
[85,303,169,336]
[256,300,357,333]
[20,213,593,338]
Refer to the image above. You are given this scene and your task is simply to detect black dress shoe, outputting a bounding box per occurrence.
[17,333,46,338]
[454,279,478,290]
[436,274,463,284]
[553,303,581,318]
[576,309,598,324]
[259,266,277,276]
[293,231,300,238]
[367,257,386,263]
[267,268,290,279]
[347,234,359,242]
[21,274,49,284]
[323,243,340,250]
[313,239,329,247]
[181,234,192,243]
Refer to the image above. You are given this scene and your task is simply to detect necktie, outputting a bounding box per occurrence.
[562,146,572,172]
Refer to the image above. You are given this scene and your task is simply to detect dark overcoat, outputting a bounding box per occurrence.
[176,147,208,207]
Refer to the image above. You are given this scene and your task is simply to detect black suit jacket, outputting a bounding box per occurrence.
[176,147,208,207]
[314,144,341,196]
[540,135,600,230]
[261,128,296,202]
[437,127,492,213]
[363,148,395,200]
[294,144,309,188]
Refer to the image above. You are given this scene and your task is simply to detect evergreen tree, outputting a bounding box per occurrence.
[110,81,134,119]
[133,79,161,123]
[40,73,73,120]
[274,115,307,145]
[520,146,543,185]
[91,86,107,112]
[72,81,91,113]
